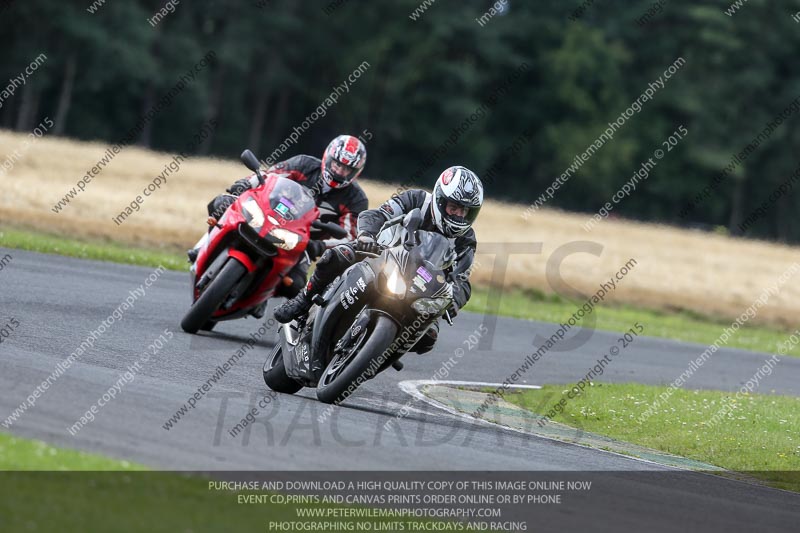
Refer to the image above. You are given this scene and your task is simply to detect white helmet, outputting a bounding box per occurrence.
[431,166,484,238]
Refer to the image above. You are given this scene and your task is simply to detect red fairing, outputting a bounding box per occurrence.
[191,172,319,319]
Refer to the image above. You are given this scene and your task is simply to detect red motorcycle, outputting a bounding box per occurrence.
[181,150,346,333]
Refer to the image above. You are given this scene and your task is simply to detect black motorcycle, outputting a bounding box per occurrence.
[263,208,457,404]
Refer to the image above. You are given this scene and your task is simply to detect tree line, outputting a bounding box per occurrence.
[2,0,799,242]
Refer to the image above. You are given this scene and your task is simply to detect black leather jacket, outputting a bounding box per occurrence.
[357,189,477,309]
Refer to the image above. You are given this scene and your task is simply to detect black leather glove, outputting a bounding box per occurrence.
[226,178,253,196]
[355,233,380,255]
[306,240,326,260]
[227,173,263,196]
[446,300,459,319]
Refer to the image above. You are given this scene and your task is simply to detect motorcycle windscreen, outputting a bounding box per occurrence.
[269,177,316,221]
[416,231,457,271]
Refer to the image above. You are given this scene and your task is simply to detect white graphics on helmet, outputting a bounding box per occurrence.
[431,166,484,238]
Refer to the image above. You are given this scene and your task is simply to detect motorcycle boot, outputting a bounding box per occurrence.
[274,288,314,323]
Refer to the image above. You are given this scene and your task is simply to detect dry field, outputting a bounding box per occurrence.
[2,130,800,328]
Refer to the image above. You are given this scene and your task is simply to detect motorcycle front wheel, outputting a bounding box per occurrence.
[181,258,247,334]
[263,342,303,394]
[316,314,398,405]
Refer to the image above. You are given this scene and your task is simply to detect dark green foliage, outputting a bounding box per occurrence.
[2,0,798,241]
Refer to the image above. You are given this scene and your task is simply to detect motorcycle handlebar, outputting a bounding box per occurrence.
[444,309,454,326]
[378,214,406,234]
[312,220,349,239]
[355,245,385,258]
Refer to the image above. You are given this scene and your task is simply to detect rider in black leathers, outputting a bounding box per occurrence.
[274,165,484,354]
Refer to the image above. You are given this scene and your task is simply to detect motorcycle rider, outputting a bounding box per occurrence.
[274,165,483,354]
[189,135,368,299]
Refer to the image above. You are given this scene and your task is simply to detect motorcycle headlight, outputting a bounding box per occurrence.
[386,268,406,296]
[268,228,301,251]
[411,297,452,316]
[242,198,265,231]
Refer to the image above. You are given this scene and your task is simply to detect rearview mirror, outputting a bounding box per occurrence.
[312,220,349,239]
[402,208,423,233]
[403,208,423,248]
[240,149,261,173]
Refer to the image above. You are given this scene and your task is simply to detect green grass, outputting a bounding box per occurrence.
[0,433,445,532]
[0,227,188,271]
[466,286,800,358]
[0,433,294,533]
[3,226,799,357]
[0,432,143,471]
[503,383,800,490]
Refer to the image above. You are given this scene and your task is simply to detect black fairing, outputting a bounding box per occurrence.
[282,262,377,385]
[280,230,455,387]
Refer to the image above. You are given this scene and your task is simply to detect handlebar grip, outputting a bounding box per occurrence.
[311,220,349,239]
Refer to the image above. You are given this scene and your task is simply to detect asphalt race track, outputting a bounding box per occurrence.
[2,249,799,531]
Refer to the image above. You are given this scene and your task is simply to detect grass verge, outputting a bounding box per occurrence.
[0,432,443,532]
[503,383,800,490]
[0,432,143,471]
[467,287,800,357]
[3,225,798,357]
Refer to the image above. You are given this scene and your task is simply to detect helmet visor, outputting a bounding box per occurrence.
[326,158,358,185]
[442,199,480,226]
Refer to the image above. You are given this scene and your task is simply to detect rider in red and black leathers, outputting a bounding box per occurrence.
[196,135,368,299]
[275,165,484,354]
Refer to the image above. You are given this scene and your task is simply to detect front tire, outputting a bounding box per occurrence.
[181,259,247,334]
[263,343,302,394]
[316,314,398,405]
